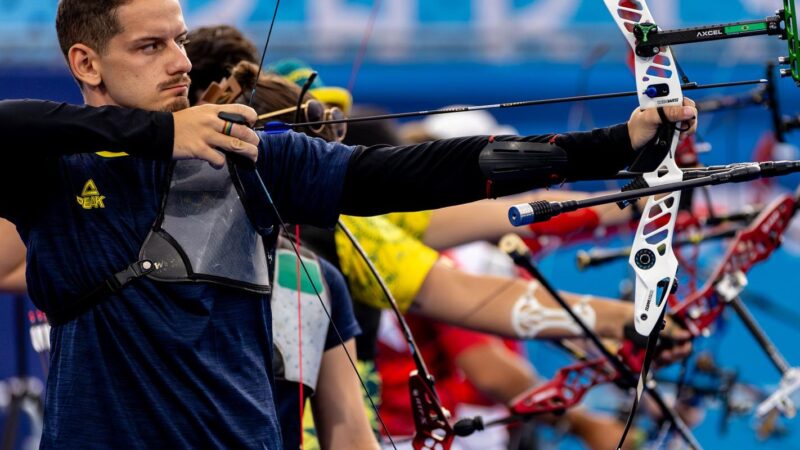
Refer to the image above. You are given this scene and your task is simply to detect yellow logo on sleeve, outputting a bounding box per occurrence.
[76,179,106,209]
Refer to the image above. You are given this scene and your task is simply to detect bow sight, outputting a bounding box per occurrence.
[631,0,799,84]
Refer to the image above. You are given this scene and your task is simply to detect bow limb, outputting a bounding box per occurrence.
[337,5,456,447]
[336,221,456,450]
[604,2,687,446]
[606,0,685,337]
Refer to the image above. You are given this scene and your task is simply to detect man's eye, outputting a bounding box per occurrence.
[177,38,191,48]
[141,42,162,52]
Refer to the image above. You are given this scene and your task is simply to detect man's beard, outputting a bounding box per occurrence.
[161,96,190,112]
[158,75,191,112]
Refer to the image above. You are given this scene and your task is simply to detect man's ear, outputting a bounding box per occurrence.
[67,43,103,88]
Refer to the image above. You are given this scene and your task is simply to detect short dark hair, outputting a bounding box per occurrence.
[185,25,258,103]
[56,0,130,59]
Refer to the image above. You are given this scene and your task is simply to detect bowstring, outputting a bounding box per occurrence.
[245,1,398,447]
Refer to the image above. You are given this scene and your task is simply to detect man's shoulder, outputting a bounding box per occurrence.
[2,151,164,223]
[257,130,353,193]
[59,151,166,173]
[54,152,166,211]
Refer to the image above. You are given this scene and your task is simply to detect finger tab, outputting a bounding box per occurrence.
[218,111,248,124]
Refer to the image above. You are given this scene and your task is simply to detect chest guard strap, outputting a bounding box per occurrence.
[47,260,155,326]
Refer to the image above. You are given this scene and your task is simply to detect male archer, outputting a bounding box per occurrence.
[1,0,697,448]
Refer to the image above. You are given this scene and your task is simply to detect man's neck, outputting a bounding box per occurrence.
[82,87,117,108]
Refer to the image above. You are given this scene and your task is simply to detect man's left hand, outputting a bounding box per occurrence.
[628,98,698,150]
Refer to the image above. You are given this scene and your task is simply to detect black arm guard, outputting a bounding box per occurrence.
[479,138,568,197]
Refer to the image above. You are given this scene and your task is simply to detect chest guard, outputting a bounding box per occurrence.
[271,236,331,392]
[47,159,275,326]
[139,159,272,292]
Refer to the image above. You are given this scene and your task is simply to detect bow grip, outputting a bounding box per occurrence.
[218,112,276,235]
[628,121,676,173]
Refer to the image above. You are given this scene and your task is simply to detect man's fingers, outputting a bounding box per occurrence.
[665,98,698,137]
[215,104,258,126]
[196,146,226,169]
[669,342,692,362]
[660,105,697,124]
[173,105,260,165]
[656,341,692,366]
[213,112,260,146]
[628,96,698,150]
[207,132,259,162]
[680,115,698,140]
[221,121,260,147]
[671,328,693,342]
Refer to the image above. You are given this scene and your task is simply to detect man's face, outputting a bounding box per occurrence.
[94,0,191,112]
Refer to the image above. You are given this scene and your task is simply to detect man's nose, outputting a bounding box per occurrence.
[167,42,192,75]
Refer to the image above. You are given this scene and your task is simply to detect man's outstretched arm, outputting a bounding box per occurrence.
[339,102,697,216]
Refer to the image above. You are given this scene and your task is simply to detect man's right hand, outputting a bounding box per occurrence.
[172,104,260,168]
